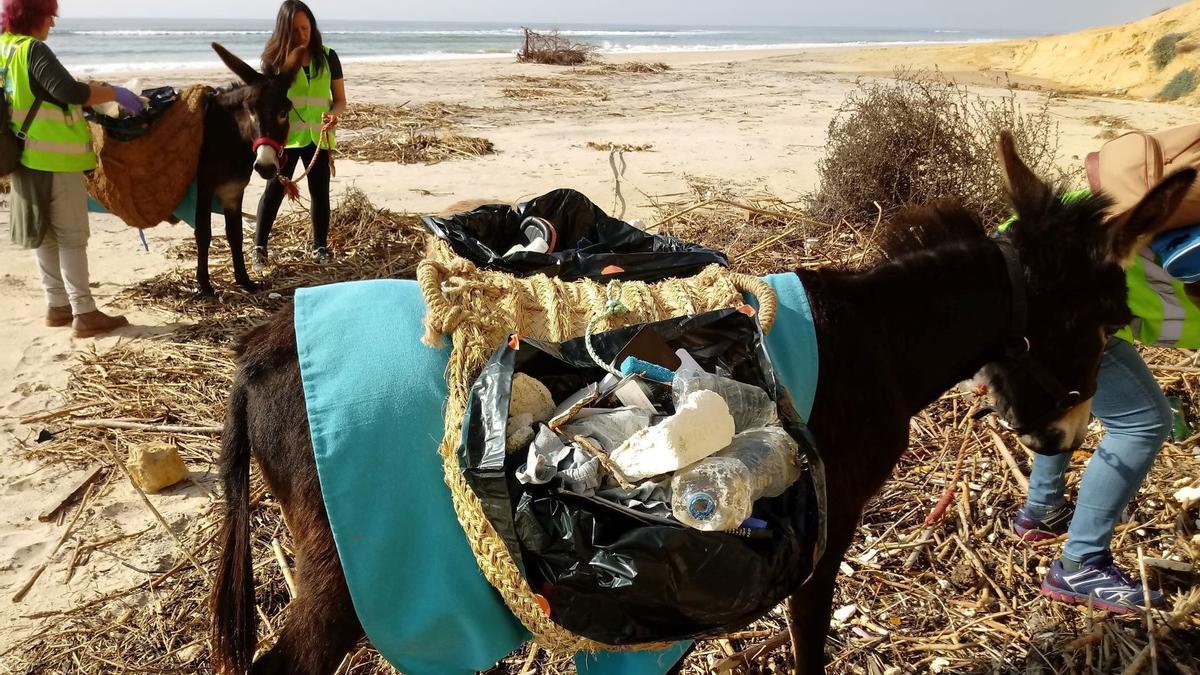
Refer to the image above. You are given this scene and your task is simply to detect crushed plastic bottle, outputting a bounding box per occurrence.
[670,427,801,531]
[672,369,778,433]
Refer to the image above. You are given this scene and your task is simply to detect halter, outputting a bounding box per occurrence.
[990,236,1097,434]
[251,136,287,165]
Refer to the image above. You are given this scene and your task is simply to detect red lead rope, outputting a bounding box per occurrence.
[279,123,337,202]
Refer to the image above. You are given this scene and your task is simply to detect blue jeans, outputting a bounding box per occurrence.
[1024,338,1172,562]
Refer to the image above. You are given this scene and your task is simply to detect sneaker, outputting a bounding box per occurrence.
[46,305,73,327]
[312,247,332,265]
[72,310,129,338]
[1014,502,1074,542]
[1041,551,1164,614]
[252,246,269,272]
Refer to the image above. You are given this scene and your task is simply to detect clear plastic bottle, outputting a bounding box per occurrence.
[670,427,800,531]
[672,370,778,433]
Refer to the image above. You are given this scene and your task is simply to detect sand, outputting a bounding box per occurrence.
[2,7,1200,661]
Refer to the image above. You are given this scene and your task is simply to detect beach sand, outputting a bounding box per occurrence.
[1,31,1197,661]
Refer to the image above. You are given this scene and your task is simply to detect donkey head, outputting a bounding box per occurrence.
[979,131,1196,455]
[211,42,303,180]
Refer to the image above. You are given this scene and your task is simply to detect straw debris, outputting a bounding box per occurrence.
[499,75,610,103]
[580,61,671,75]
[587,141,653,152]
[337,101,495,164]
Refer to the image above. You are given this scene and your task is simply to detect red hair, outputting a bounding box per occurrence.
[2,0,56,36]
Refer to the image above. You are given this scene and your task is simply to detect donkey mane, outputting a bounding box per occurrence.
[876,189,1114,262]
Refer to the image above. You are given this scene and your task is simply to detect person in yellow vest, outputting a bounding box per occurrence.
[3,0,143,337]
[254,0,345,269]
[1004,193,1199,614]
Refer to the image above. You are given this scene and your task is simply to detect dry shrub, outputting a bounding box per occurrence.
[516,27,596,66]
[807,70,1069,228]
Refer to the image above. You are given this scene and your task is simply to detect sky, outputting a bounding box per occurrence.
[62,0,1187,32]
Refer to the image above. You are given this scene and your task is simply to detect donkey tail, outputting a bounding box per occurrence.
[211,376,256,674]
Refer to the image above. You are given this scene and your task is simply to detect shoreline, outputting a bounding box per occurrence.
[64,38,1013,75]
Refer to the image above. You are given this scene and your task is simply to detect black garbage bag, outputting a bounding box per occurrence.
[84,87,179,142]
[422,188,728,282]
[461,308,826,644]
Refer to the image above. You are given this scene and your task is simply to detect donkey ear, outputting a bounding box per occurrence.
[212,42,264,85]
[997,130,1052,224]
[1107,168,1198,264]
[280,47,307,80]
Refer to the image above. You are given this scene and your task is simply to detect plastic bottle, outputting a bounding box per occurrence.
[670,427,800,531]
[672,370,778,433]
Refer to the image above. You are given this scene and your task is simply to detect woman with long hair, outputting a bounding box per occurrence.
[3,0,143,336]
[254,0,345,268]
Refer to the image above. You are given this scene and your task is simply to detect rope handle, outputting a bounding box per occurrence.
[279,125,336,201]
[729,273,777,334]
[417,258,478,346]
[584,280,628,376]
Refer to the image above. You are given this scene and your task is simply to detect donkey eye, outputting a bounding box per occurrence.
[278,112,289,123]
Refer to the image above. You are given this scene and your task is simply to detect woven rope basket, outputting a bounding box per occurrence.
[418,238,777,653]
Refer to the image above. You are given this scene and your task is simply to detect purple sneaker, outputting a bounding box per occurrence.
[1013,502,1074,542]
[1041,551,1164,614]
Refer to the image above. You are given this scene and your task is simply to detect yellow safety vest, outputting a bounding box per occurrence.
[0,33,95,172]
[286,45,335,150]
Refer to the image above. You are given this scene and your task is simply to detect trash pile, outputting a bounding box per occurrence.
[462,308,822,644]
[509,351,803,534]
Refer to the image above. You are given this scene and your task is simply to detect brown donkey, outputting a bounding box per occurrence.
[194,43,302,296]
[210,136,1196,674]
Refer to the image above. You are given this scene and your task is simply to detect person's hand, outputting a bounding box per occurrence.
[113,87,144,115]
[321,112,339,129]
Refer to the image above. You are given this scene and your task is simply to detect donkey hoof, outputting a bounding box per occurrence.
[238,279,262,294]
[195,284,217,299]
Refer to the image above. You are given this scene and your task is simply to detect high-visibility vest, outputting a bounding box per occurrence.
[286,45,335,150]
[0,33,96,172]
[1118,250,1200,349]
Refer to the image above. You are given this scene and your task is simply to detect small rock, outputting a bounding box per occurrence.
[126,442,188,493]
[931,657,951,673]
[268,292,283,300]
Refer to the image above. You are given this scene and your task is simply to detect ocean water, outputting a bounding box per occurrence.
[49,19,1028,73]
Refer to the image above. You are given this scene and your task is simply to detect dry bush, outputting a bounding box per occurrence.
[516,28,596,66]
[587,141,653,152]
[807,71,1070,228]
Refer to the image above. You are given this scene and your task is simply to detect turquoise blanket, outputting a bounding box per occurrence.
[87,181,220,228]
[294,272,817,675]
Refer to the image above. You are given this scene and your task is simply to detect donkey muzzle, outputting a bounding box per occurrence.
[252,137,284,180]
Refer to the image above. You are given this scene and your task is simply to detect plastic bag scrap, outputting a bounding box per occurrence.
[422,188,729,281]
[85,86,180,142]
[460,308,826,644]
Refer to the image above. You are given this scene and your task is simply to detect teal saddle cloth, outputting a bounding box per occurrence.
[87,181,220,228]
[293,273,818,675]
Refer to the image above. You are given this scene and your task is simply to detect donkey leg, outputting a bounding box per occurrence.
[195,183,216,296]
[252,476,363,675]
[220,194,258,292]
[787,529,855,675]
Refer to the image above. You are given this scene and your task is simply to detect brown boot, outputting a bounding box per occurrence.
[72,310,129,338]
[46,305,73,327]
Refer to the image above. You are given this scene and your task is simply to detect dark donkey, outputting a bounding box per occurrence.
[209,135,1197,674]
[195,43,302,296]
